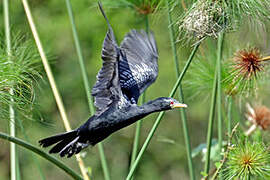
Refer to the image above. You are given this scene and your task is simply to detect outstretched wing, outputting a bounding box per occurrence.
[92,3,124,116]
[119,30,158,103]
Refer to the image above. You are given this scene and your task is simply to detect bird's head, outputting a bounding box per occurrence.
[149,97,187,111]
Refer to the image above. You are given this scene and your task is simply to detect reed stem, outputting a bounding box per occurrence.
[227,96,232,137]
[98,143,110,180]
[0,132,83,180]
[21,0,88,178]
[3,1,17,180]
[65,1,112,179]
[203,32,224,175]
[130,14,149,173]
[204,64,218,176]
[217,32,224,161]
[126,43,200,180]
[65,0,95,115]
[167,1,194,179]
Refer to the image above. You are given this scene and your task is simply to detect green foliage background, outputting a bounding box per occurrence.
[0,0,270,180]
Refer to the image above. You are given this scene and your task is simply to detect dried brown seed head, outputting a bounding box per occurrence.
[234,48,264,78]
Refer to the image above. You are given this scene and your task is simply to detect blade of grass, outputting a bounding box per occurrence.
[3,1,17,180]
[0,131,83,180]
[130,14,149,173]
[65,1,110,180]
[21,0,89,179]
[166,0,195,179]
[204,32,224,176]
[126,43,200,180]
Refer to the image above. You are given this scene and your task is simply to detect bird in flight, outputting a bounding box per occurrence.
[39,2,187,158]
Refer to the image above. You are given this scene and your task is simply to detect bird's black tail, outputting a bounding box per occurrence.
[39,130,88,158]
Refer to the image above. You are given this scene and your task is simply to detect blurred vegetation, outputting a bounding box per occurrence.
[0,0,270,180]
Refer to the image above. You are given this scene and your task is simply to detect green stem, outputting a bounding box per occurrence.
[3,1,17,180]
[130,14,149,173]
[130,120,142,169]
[227,96,232,136]
[98,143,110,180]
[0,132,83,180]
[167,1,194,179]
[130,93,145,170]
[65,0,95,115]
[65,1,109,179]
[204,69,217,176]
[217,32,224,161]
[15,151,21,180]
[126,43,200,180]
[204,35,224,175]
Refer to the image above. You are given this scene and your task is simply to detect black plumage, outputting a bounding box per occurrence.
[39,2,187,158]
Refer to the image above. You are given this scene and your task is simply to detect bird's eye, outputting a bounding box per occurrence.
[170,101,174,105]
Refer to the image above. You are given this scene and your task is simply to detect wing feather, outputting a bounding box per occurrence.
[92,3,123,115]
[119,30,158,101]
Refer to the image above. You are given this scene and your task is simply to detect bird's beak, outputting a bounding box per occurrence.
[172,103,187,108]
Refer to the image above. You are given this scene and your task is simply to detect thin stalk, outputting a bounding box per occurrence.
[227,96,232,136]
[98,143,110,180]
[15,152,21,180]
[130,120,142,169]
[0,132,83,180]
[167,1,194,179]
[130,14,149,172]
[204,47,219,176]
[3,1,17,180]
[204,32,224,175]
[9,90,16,180]
[65,0,95,115]
[126,43,200,180]
[21,0,88,179]
[260,56,270,61]
[217,32,224,162]
[65,1,111,180]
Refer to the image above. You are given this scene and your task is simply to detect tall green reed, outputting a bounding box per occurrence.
[130,14,149,174]
[204,32,224,176]
[166,0,194,179]
[217,32,224,160]
[226,96,232,136]
[65,0,109,179]
[3,1,17,179]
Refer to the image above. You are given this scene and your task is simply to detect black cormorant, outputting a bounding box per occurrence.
[39,3,187,158]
